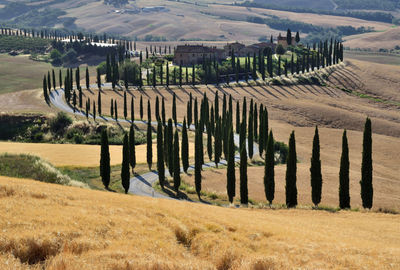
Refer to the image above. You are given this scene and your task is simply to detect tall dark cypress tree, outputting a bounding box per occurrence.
[146,121,153,170]
[195,127,202,199]
[43,76,49,103]
[360,118,373,209]
[236,100,240,134]
[172,93,177,126]
[100,129,110,190]
[98,91,102,116]
[59,69,62,89]
[248,110,254,159]
[254,103,258,141]
[52,69,56,90]
[264,130,275,205]
[140,95,143,120]
[194,98,198,127]
[207,121,213,161]
[123,91,127,119]
[157,121,165,188]
[162,97,166,126]
[129,125,136,174]
[130,97,134,122]
[121,133,130,194]
[86,67,90,90]
[167,119,174,176]
[114,100,118,121]
[97,68,101,89]
[339,130,350,209]
[147,100,151,123]
[173,130,181,194]
[181,118,189,173]
[310,126,322,207]
[155,96,160,121]
[285,131,298,208]
[240,122,248,205]
[214,116,222,167]
[227,126,235,204]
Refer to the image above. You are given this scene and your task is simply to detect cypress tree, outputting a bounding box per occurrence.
[360,118,373,209]
[93,101,96,121]
[173,130,181,193]
[86,67,90,89]
[146,121,153,170]
[236,100,240,134]
[182,118,189,173]
[214,90,219,121]
[172,93,177,126]
[195,127,202,199]
[140,95,143,120]
[97,68,101,89]
[188,92,193,127]
[123,91,127,119]
[264,130,275,205]
[207,121,213,161]
[130,97,134,122]
[114,100,118,120]
[240,122,248,205]
[157,121,165,188]
[285,131,298,208]
[100,129,110,190]
[147,99,151,122]
[194,98,198,127]
[227,126,236,204]
[98,91,102,116]
[72,91,77,112]
[339,130,350,209]
[167,119,174,175]
[155,96,160,121]
[214,116,221,167]
[121,133,130,194]
[75,67,80,90]
[162,97,166,126]
[52,69,56,90]
[43,76,49,103]
[110,98,114,118]
[129,125,136,174]
[310,126,322,207]
[59,69,62,89]
[47,71,51,92]
[248,110,254,159]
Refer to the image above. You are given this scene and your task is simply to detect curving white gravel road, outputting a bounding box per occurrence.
[50,87,258,199]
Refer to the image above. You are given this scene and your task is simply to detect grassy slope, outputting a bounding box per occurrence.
[0,176,399,269]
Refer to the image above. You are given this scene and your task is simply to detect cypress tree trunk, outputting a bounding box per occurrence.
[310,126,322,207]
[240,122,248,205]
[264,130,275,205]
[121,133,130,194]
[100,129,110,190]
[227,126,235,203]
[339,130,350,209]
[157,121,165,188]
[146,121,153,170]
[182,118,189,173]
[360,118,373,209]
[285,131,298,208]
[173,130,181,194]
[195,128,202,199]
[129,125,136,174]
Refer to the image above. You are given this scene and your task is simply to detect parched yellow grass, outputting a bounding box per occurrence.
[0,176,399,269]
[0,142,194,167]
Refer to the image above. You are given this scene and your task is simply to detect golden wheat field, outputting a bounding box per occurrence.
[0,176,399,270]
[0,142,194,167]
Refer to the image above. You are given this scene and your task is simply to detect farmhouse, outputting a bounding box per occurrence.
[173,45,226,66]
[277,33,297,48]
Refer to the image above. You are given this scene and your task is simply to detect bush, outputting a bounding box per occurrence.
[61,48,77,63]
[49,112,72,135]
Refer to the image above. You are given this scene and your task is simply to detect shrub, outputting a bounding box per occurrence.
[49,112,72,135]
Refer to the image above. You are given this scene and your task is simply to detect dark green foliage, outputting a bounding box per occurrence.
[339,130,350,209]
[253,103,258,141]
[114,100,118,120]
[240,122,248,205]
[97,68,101,89]
[162,97,166,126]
[248,109,254,159]
[43,76,49,103]
[86,67,90,90]
[121,133,130,194]
[167,119,174,175]
[173,130,181,193]
[195,128,202,199]
[155,96,160,121]
[214,117,222,168]
[129,125,136,173]
[360,118,373,209]
[130,97,134,122]
[98,91,102,116]
[236,101,240,134]
[100,129,110,189]
[172,93,177,126]
[226,126,235,203]
[52,69,56,90]
[207,122,213,161]
[140,95,143,120]
[146,121,153,170]
[264,130,275,204]
[285,131,297,208]
[123,91,127,119]
[157,121,165,188]
[147,100,151,123]
[181,118,189,173]
[310,126,322,207]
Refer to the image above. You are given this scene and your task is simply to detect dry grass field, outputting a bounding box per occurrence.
[0,176,399,269]
[343,27,400,50]
[0,141,194,167]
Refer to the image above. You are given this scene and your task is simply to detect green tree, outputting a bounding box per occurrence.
[248,110,254,159]
[100,129,110,190]
[162,97,166,126]
[285,131,298,208]
[59,69,62,89]
[276,44,286,55]
[236,100,240,134]
[339,130,350,209]
[140,95,143,120]
[360,118,373,209]
[195,127,202,199]
[172,93,177,126]
[182,118,189,173]
[121,133,130,194]
[129,125,136,174]
[123,91,127,119]
[98,90,102,116]
[52,69,56,90]
[97,68,101,89]
[214,116,222,168]
[264,130,275,205]
[295,31,300,43]
[286,29,292,46]
[227,126,235,204]
[131,97,134,122]
[167,119,174,175]
[173,130,181,194]
[310,126,322,207]
[147,100,151,123]
[43,75,49,103]
[146,121,153,170]
[240,122,248,205]
[86,67,90,90]
[157,121,165,188]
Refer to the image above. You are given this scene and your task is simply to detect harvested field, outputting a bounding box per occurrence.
[0,176,399,269]
[0,142,194,167]
[343,27,400,50]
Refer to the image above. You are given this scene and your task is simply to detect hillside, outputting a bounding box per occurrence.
[0,176,399,269]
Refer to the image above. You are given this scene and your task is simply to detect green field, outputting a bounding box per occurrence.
[0,54,97,94]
